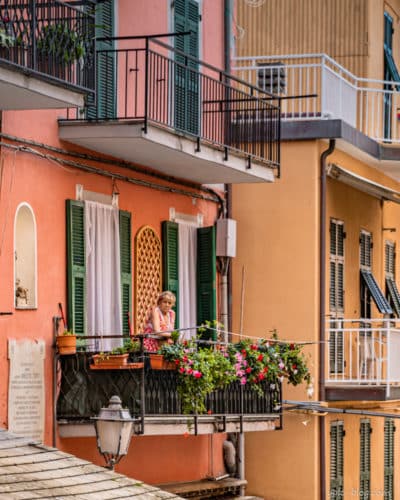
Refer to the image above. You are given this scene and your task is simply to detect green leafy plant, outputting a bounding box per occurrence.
[59,329,75,336]
[37,23,85,65]
[158,330,312,415]
[160,340,236,414]
[0,28,14,48]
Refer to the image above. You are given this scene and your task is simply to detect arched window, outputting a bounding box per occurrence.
[14,203,37,309]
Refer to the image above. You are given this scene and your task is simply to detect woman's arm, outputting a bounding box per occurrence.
[151,308,161,332]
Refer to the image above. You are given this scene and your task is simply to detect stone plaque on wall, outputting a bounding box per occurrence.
[8,339,45,442]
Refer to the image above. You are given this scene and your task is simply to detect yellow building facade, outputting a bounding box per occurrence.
[232,0,400,498]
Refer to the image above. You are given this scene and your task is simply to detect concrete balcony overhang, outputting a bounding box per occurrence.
[58,120,275,184]
[0,64,85,110]
[58,414,279,438]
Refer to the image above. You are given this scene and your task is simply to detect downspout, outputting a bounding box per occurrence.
[319,139,335,500]
[223,0,246,494]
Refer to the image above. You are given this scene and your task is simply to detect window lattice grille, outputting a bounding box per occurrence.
[134,226,162,334]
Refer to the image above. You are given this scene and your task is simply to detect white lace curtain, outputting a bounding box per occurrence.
[85,201,122,351]
[178,222,197,340]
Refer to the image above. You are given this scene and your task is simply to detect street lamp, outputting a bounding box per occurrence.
[92,395,134,470]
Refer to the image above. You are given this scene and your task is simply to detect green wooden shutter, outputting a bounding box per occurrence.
[162,221,179,328]
[360,419,371,499]
[330,421,344,500]
[88,0,116,119]
[197,226,216,339]
[384,418,395,500]
[66,200,86,335]
[174,0,200,134]
[119,210,132,335]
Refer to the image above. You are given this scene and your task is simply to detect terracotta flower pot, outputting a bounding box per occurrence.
[56,334,76,355]
[149,353,176,370]
[92,353,129,368]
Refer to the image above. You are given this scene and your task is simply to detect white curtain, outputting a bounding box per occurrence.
[85,201,122,352]
[178,223,197,341]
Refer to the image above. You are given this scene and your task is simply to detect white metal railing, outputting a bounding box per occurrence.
[232,54,400,143]
[326,318,400,397]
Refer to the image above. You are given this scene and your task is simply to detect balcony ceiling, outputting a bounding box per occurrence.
[0,65,85,110]
[58,121,275,184]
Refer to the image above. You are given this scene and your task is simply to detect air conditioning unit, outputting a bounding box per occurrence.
[257,62,286,94]
[216,219,237,258]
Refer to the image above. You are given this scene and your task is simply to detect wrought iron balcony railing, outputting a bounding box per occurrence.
[67,36,280,174]
[0,0,95,92]
[56,352,282,434]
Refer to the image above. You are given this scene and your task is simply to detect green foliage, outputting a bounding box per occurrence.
[60,329,75,336]
[0,29,14,48]
[37,23,85,64]
[158,330,312,415]
[160,341,235,414]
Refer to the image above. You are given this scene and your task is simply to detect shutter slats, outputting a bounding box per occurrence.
[162,221,180,328]
[361,270,392,314]
[119,211,132,335]
[66,200,86,335]
[384,418,394,500]
[197,226,216,338]
[330,421,344,498]
[174,0,199,134]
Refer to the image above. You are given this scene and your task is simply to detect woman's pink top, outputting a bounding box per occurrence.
[143,307,175,352]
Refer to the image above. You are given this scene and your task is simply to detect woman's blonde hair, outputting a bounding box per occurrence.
[157,290,176,305]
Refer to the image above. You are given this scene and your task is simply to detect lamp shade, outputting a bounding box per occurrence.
[93,396,134,461]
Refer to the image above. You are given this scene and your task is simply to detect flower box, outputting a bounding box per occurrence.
[149,353,176,370]
[92,353,129,369]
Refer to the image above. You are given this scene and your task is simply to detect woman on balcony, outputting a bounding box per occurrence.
[143,291,176,352]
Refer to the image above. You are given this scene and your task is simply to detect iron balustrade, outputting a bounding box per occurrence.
[75,36,280,173]
[0,0,95,92]
[56,352,282,432]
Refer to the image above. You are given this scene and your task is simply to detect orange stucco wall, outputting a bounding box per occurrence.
[232,140,321,499]
[59,433,227,484]
[232,138,400,499]
[0,0,227,485]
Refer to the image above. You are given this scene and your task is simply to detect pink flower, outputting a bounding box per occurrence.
[240,377,247,385]
[279,361,285,370]
[186,367,193,374]
[179,367,185,373]
[193,371,202,378]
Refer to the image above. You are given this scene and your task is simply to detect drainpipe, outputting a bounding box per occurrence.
[319,139,335,500]
[224,0,246,494]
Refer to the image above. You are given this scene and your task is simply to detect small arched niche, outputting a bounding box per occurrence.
[14,203,37,309]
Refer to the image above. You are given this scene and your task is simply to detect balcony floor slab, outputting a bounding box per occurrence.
[58,415,279,438]
[0,64,85,109]
[58,121,275,184]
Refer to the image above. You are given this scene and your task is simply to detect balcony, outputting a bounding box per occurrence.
[59,37,280,185]
[57,351,282,438]
[233,54,400,180]
[0,0,94,110]
[326,318,400,401]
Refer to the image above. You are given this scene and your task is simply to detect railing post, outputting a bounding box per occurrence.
[143,38,149,134]
[320,55,326,118]
[31,0,37,71]
[385,319,391,398]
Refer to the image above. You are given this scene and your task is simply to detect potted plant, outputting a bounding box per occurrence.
[92,346,129,368]
[56,330,77,355]
[36,22,85,74]
[149,330,180,370]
